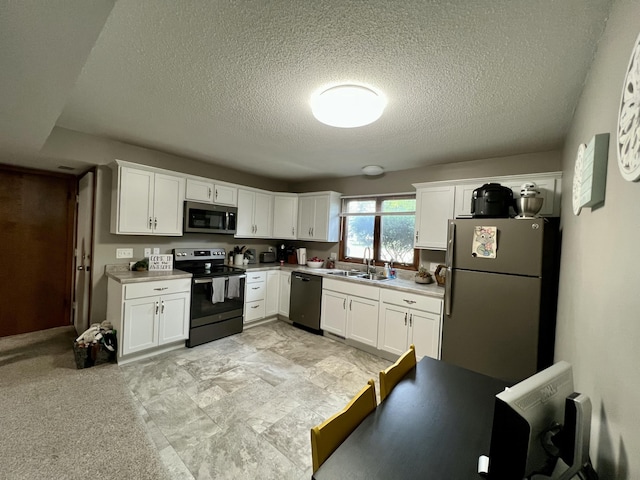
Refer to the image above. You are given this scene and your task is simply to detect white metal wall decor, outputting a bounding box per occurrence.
[573,134,609,216]
[617,32,640,181]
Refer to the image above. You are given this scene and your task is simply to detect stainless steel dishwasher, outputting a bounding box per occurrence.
[289,271,323,334]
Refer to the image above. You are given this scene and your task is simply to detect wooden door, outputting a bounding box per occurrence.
[0,166,76,337]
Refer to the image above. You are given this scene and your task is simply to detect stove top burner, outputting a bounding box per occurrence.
[186,265,245,278]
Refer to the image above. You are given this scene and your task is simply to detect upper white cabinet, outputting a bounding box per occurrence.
[236,188,274,238]
[297,192,341,242]
[414,186,455,250]
[272,194,298,239]
[111,163,185,236]
[414,172,562,250]
[185,177,237,206]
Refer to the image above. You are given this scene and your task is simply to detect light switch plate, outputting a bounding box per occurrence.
[144,248,151,257]
[116,248,133,259]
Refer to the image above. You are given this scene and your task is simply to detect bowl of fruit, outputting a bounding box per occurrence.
[306,257,324,268]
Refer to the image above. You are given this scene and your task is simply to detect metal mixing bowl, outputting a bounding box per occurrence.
[516,197,543,217]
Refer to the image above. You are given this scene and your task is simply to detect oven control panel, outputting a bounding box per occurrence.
[173,248,226,260]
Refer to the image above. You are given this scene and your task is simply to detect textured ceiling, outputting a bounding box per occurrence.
[1,1,612,180]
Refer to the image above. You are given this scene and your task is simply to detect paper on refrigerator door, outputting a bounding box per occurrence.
[471,226,497,258]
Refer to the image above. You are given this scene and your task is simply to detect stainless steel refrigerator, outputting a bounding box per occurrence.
[442,218,560,383]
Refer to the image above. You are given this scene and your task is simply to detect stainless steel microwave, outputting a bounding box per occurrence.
[183,201,237,234]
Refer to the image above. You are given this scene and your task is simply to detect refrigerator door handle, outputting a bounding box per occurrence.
[445,221,455,317]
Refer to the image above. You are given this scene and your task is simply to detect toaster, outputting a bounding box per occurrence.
[259,251,276,263]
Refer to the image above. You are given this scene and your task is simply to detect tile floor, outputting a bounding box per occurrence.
[120,320,391,480]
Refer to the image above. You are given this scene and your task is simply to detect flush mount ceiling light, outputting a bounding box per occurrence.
[361,165,384,176]
[310,84,387,128]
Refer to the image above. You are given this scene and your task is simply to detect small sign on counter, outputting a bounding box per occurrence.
[148,254,173,271]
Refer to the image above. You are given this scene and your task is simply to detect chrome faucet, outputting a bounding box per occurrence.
[363,247,375,274]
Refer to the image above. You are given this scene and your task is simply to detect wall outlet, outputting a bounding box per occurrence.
[330,252,337,260]
[153,247,160,254]
[144,248,151,257]
[116,248,133,259]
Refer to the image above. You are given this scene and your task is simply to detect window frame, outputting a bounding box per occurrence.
[339,194,419,270]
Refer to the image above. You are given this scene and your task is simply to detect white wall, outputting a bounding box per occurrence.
[556,0,640,477]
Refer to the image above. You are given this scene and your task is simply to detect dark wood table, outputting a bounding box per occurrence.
[312,356,510,479]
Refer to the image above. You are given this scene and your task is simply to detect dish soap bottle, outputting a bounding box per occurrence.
[384,262,390,278]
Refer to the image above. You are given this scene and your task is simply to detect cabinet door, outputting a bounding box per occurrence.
[346,296,379,347]
[414,186,455,250]
[311,196,329,240]
[321,290,347,337]
[297,196,315,240]
[453,183,480,218]
[377,303,409,355]
[158,292,190,345]
[118,167,154,234]
[278,271,291,317]
[123,296,159,355]
[253,191,273,237]
[236,189,255,236]
[409,310,441,361]
[185,178,213,203]
[153,173,185,235]
[265,271,279,317]
[273,195,298,239]
[213,184,237,206]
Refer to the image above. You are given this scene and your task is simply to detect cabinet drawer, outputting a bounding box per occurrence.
[246,282,265,302]
[245,300,265,322]
[323,278,379,301]
[245,271,266,284]
[380,289,442,314]
[125,278,191,300]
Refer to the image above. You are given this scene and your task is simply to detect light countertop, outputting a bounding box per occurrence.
[105,265,192,284]
[238,263,444,299]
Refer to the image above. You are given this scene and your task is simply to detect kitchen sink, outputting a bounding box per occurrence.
[326,270,389,281]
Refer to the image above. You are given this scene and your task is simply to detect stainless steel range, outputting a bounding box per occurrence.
[173,247,246,347]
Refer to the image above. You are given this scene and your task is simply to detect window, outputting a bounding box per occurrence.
[340,194,417,269]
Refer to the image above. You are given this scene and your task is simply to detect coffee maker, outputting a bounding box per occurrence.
[277,244,297,263]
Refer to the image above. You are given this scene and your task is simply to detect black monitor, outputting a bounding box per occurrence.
[485,361,592,479]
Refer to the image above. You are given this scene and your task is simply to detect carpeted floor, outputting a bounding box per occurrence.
[0,326,169,480]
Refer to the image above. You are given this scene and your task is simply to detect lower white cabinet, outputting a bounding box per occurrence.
[244,271,266,323]
[107,277,191,360]
[378,289,442,360]
[278,270,291,317]
[265,271,279,318]
[321,278,379,347]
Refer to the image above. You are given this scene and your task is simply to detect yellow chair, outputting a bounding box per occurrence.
[310,379,377,473]
[379,344,416,402]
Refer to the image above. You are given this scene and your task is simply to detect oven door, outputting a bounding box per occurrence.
[184,202,237,234]
[190,275,245,327]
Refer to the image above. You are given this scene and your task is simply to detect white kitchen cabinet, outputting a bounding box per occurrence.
[297,191,341,242]
[453,183,481,218]
[278,270,291,317]
[111,163,185,236]
[272,194,298,239]
[107,277,191,360]
[265,270,279,318]
[378,289,442,360]
[244,271,266,323]
[321,278,379,346]
[236,188,273,238]
[185,177,237,206]
[414,185,455,250]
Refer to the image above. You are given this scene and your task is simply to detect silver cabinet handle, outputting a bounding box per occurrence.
[403,299,416,305]
[215,188,218,200]
[349,299,352,311]
[161,301,165,314]
[155,301,159,315]
[343,298,346,309]
[404,312,407,326]
[251,305,259,309]
[154,217,158,228]
[153,287,169,291]
[409,313,412,327]
[208,187,212,199]
[292,227,294,236]
[252,286,260,290]
[149,217,153,229]
[415,231,419,242]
